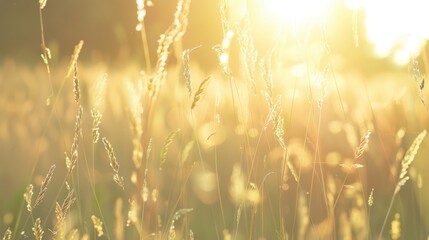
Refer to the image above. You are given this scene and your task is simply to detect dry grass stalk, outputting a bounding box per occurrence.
[91,109,102,144]
[54,203,65,238]
[53,189,76,239]
[66,40,84,78]
[39,0,47,9]
[32,218,44,240]
[168,208,194,240]
[316,65,330,108]
[189,230,194,240]
[411,57,429,112]
[24,184,34,212]
[219,0,230,34]
[125,80,144,168]
[146,137,152,163]
[73,63,80,104]
[368,188,374,207]
[91,215,104,237]
[182,48,192,96]
[191,76,211,110]
[262,94,281,130]
[33,164,56,208]
[160,129,181,166]
[142,177,149,202]
[354,130,371,159]
[237,20,258,93]
[394,129,426,194]
[67,229,79,240]
[126,200,138,227]
[181,140,194,165]
[181,46,201,97]
[135,0,147,31]
[102,137,125,189]
[274,112,286,150]
[2,228,11,240]
[260,55,273,97]
[287,158,298,183]
[151,0,191,97]
[67,106,83,172]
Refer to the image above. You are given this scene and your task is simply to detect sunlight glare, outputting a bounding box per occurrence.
[262,0,332,24]
[347,0,429,65]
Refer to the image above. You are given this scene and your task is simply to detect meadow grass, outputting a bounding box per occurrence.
[1,0,429,239]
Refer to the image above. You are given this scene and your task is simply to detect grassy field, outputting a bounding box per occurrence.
[1,0,429,239]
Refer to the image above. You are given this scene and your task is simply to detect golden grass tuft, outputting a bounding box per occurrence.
[53,189,75,239]
[160,129,181,167]
[181,47,194,97]
[73,63,80,104]
[191,76,211,110]
[102,137,125,189]
[150,0,191,97]
[39,0,47,9]
[33,164,56,208]
[53,189,76,235]
[168,208,194,240]
[411,57,429,112]
[91,215,104,237]
[67,106,83,172]
[66,40,84,78]
[32,218,44,240]
[354,130,371,159]
[91,109,102,144]
[368,188,374,207]
[394,129,426,194]
[24,184,34,212]
[2,228,11,240]
[237,19,258,93]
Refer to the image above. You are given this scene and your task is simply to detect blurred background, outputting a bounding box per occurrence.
[1,0,429,239]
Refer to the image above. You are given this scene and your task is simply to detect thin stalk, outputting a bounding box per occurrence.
[140,23,152,72]
[378,194,395,240]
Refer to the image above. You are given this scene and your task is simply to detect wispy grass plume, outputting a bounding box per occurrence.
[33,164,56,208]
[39,0,47,9]
[24,184,34,212]
[411,57,429,113]
[191,76,211,110]
[354,130,371,159]
[394,129,426,194]
[2,228,11,240]
[379,129,426,238]
[91,215,104,237]
[237,19,258,93]
[66,106,83,172]
[32,218,44,240]
[102,137,125,189]
[168,208,194,240]
[66,40,84,78]
[150,0,191,97]
[73,63,80,104]
[91,109,102,144]
[160,129,181,167]
[181,46,201,97]
[53,189,76,239]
